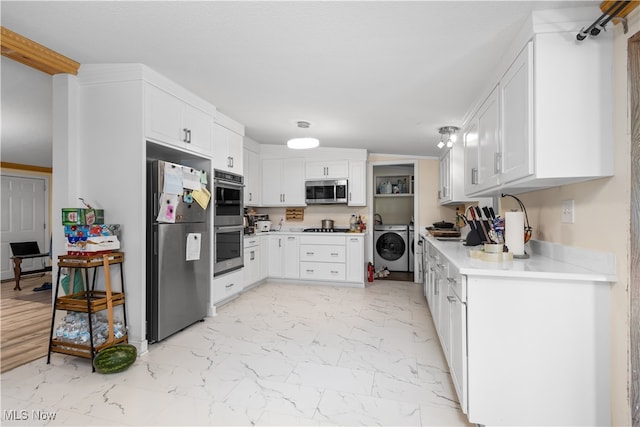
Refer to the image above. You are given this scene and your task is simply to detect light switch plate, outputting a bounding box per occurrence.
[561,199,574,223]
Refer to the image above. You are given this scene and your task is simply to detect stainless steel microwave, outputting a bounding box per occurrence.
[305,179,348,204]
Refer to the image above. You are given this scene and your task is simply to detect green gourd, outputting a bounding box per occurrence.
[93,344,137,374]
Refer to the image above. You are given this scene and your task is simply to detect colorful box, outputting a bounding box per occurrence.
[64,224,120,238]
[62,208,105,226]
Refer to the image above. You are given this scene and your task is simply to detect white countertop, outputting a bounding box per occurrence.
[423,234,616,283]
[245,230,367,237]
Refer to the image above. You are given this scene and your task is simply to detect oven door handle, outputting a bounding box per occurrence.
[214,225,245,232]
[214,179,245,189]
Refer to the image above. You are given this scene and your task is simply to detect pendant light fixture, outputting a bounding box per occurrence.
[437,126,460,149]
[287,121,319,149]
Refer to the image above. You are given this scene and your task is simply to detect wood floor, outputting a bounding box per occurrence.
[1,273,53,373]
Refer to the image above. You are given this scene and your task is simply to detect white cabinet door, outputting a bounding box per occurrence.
[243,245,260,287]
[227,130,244,172]
[262,158,305,206]
[282,235,299,279]
[262,159,284,205]
[346,236,364,283]
[449,283,468,414]
[243,148,261,206]
[437,275,451,362]
[463,120,480,195]
[267,234,299,278]
[213,124,243,173]
[268,235,284,278]
[145,84,213,154]
[475,87,501,192]
[259,235,269,281]
[500,42,533,184]
[281,159,305,206]
[439,150,451,203]
[305,160,349,179]
[145,84,185,146]
[348,160,366,206]
[183,103,213,154]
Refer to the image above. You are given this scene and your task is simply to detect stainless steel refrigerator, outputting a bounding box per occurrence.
[146,158,210,342]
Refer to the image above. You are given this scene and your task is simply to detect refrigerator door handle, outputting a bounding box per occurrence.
[154,229,158,255]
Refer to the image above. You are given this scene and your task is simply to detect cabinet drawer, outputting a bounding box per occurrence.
[212,270,243,303]
[300,235,345,245]
[300,262,346,281]
[244,236,260,248]
[299,244,345,262]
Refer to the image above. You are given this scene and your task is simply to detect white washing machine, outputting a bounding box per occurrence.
[409,225,415,272]
[374,225,409,272]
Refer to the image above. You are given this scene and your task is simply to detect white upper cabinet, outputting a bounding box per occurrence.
[463,119,480,196]
[261,158,306,206]
[243,147,261,206]
[475,87,501,193]
[500,42,533,184]
[348,160,366,206]
[145,83,214,155]
[213,114,244,173]
[439,149,451,203]
[305,160,349,179]
[464,17,613,196]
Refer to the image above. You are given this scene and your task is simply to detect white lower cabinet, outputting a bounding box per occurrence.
[424,238,611,426]
[212,269,243,304]
[299,235,346,281]
[268,234,299,279]
[345,235,364,283]
[265,233,365,285]
[243,236,262,287]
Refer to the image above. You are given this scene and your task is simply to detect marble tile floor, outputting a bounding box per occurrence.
[1,280,473,427]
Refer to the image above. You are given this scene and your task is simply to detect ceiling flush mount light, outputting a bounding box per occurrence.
[287,121,319,149]
[437,126,460,149]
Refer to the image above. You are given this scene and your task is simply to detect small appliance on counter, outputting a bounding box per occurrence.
[256,220,272,232]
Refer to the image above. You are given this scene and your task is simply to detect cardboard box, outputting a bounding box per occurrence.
[62,208,105,226]
[66,236,120,253]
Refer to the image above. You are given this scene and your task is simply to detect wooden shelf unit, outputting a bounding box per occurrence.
[47,252,127,371]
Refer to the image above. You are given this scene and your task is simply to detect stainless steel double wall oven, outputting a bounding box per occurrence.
[213,170,244,276]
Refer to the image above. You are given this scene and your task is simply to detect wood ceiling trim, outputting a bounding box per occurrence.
[1,26,79,75]
[600,1,640,23]
[1,162,52,174]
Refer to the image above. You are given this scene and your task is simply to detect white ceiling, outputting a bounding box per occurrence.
[1,1,599,167]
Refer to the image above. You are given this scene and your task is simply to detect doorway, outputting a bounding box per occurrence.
[1,174,49,280]
[369,161,418,281]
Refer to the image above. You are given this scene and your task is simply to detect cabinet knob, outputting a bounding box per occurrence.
[225,283,235,288]
[447,295,456,303]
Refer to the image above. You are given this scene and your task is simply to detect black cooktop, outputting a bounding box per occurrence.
[303,227,351,233]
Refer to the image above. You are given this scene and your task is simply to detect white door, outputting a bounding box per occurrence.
[1,175,48,280]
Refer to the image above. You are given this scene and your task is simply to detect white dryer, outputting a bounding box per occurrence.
[374,225,409,272]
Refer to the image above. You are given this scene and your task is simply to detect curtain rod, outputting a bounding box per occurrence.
[576,0,630,41]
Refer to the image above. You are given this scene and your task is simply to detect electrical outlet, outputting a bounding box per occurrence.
[561,200,574,223]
